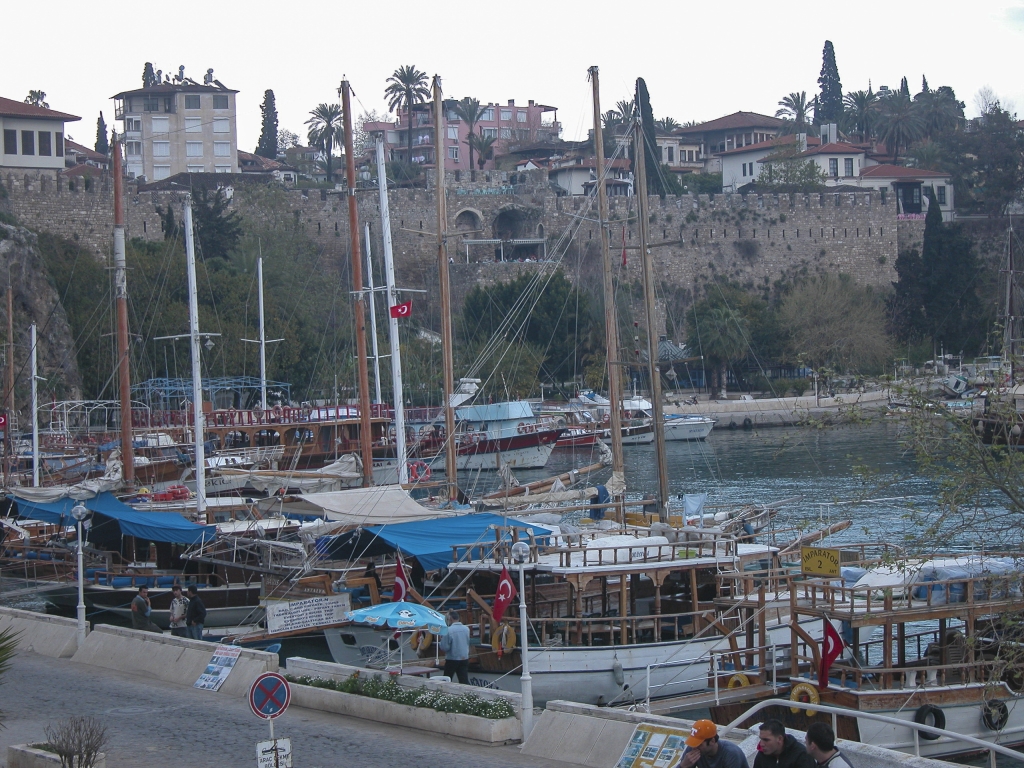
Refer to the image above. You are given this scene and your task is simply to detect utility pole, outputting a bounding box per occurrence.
[588,66,625,482]
[434,75,458,501]
[633,107,670,521]
[112,132,134,484]
[339,77,375,486]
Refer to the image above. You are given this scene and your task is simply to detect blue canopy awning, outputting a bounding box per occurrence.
[10,492,215,546]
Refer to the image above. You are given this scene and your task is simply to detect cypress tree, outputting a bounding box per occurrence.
[95,112,109,155]
[900,77,910,97]
[921,75,930,94]
[142,62,156,88]
[634,78,671,197]
[816,41,843,124]
[256,90,279,159]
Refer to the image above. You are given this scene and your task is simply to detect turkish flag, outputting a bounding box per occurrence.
[393,554,410,602]
[390,300,412,319]
[492,567,518,624]
[819,620,845,690]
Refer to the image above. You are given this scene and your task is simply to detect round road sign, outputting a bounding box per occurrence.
[249,672,291,720]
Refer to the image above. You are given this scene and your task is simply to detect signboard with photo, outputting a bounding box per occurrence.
[266,594,351,635]
[615,724,690,768]
[194,644,242,691]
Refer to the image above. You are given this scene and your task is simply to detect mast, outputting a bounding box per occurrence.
[4,285,12,487]
[633,105,670,521]
[339,78,375,486]
[588,66,625,480]
[1005,220,1016,384]
[182,198,207,521]
[375,135,409,484]
[112,132,134,484]
[433,75,458,500]
[257,257,268,411]
[364,223,383,404]
[30,323,38,487]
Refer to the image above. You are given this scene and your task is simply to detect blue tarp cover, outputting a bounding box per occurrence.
[10,492,215,545]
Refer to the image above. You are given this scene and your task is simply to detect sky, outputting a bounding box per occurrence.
[5,1,1024,153]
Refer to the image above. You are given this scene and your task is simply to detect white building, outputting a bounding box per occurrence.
[717,134,821,192]
[0,96,80,175]
[113,68,239,181]
[549,156,632,196]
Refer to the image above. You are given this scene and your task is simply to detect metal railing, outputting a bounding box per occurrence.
[642,641,780,711]
[719,697,1024,767]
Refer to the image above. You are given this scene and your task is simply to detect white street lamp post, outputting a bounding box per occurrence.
[511,540,534,740]
[70,503,90,648]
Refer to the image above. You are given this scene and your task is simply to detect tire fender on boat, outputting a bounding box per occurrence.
[728,673,751,689]
[913,704,944,738]
[983,701,1008,731]
[789,682,820,715]
[612,656,625,686]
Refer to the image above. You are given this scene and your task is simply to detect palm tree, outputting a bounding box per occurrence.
[915,89,962,140]
[655,116,681,132]
[384,65,430,163]
[453,97,486,175]
[775,92,813,129]
[615,99,635,121]
[907,139,945,171]
[0,626,18,727]
[305,103,343,182]
[691,305,749,398]
[469,134,497,170]
[877,93,925,164]
[842,90,879,141]
[24,90,48,108]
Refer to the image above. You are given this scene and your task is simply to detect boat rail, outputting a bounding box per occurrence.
[494,607,720,648]
[719,697,1024,766]
[133,403,392,429]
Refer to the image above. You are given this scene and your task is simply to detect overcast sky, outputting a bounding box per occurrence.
[6,1,1024,153]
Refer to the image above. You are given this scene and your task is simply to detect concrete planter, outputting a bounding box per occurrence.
[289,683,522,744]
[7,744,105,768]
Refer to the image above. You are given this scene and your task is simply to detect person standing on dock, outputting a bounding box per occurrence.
[439,611,470,684]
[168,585,189,637]
[677,720,749,768]
[185,585,207,641]
[753,720,816,768]
[804,723,854,768]
[131,586,161,633]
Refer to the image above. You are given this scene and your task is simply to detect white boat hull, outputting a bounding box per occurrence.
[664,417,715,441]
[427,440,557,471]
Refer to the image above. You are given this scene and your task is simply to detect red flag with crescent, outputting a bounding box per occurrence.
[393,554,410,602]
[492,567,518,624]
[819,619,844,690]
[390,300,412,319]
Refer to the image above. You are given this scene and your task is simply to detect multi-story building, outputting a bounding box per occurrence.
[0,96,79,176]
[674,111,785,173]
[113,69,239,181]
[365,98,560,173]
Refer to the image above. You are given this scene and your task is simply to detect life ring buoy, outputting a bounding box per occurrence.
[984,701,1009,731]
[491,623,517,658]
[410,629,433,652]
[272,405,283,420]
[789,682,820,715]
[517,422,526,434]
[728,673,751,689]
[408,461,431,481]
[913,704,944,738]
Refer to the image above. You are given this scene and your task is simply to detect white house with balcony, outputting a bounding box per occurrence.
[0,96,79,176]
[717,134,821,192]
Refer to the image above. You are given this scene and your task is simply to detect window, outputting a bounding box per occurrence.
[187,165,205,173]
[517,110,527,123]
[55,132,63,156]
[742,163,747,177]
[151,117,169,133]
[186,118,202,133]
[658,145,664,162]
[481,108,494,121]
[828,158,838,177]
[3,130,16,155]
[143,98,161,112]
[152,141,170,157]
[20,131,34,155]
[213,119,230,133]
[215,165,231,173]
[688,150,695,162]
[447,126,458,140]
[500,128,511,139]
[212,95,229,110]
[186,141,204,157]
[125,117,141,132]
[482,127,497,139]
[667,146,674,162]
[184,95,201,110]
[38,131,51,156]
[213,141,231,157]
[844,158,854,177]
[126,141,142,156]
[501,109,512,121]
[153,165,171,180]
[447,145,459,161]
[912,186,921,204]
[937,185,947,204]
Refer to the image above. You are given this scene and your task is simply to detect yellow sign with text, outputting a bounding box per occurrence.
[801,546,841,577]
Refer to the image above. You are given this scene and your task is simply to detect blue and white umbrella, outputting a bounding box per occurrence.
[345,601,449,635]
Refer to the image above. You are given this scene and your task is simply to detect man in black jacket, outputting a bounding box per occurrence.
[185,585,207,641]
[753,720,816,768]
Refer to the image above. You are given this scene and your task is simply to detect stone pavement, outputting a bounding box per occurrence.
[0,651,572,768]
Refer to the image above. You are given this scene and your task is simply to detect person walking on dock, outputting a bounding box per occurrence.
[439,611,470,684]
[804,723,854,768]
[753,720,816,768]
[131,586,161,633]
[185,585,207,641]
[677,720,749,768]
[168,585,189,638]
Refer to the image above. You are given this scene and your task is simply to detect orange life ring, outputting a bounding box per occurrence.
[410,629,433,651]
[408,460,431,481]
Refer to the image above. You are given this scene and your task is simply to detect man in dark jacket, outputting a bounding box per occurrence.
[753,720,816,768]
[185,584,207,640]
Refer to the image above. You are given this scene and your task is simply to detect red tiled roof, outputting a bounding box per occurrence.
[860,164,949,179]
[63,165,104,178]
[798,142,865,157]
[675,111,783,135]
[0,96,79,122]
[65,140,107,161]
[716,134,821,157]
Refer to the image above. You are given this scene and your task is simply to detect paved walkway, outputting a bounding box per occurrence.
[0,651,572,768]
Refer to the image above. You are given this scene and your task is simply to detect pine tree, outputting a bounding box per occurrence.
[142,62,156,88]
[816,41,843,124]
[256,90,279,159]
[95,113,109,155]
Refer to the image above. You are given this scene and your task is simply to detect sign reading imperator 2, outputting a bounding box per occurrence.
[265,594,351,635]
[801,546,841,577]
